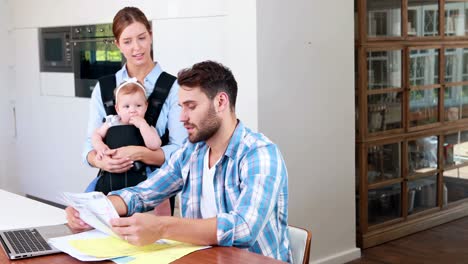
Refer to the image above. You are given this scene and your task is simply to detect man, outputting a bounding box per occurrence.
[67,61,291,262]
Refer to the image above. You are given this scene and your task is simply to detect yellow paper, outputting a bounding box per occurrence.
[69,237,173,258]
[127,244,207,264]
[69,237,208,264]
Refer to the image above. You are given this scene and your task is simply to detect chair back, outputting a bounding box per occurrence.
[288,225,312,264]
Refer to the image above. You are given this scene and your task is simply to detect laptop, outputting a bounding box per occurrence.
[0,224,72,259]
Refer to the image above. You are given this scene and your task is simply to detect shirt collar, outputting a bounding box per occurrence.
[194,120,245,160]
[119,62,163,93]
[224,120,245,159]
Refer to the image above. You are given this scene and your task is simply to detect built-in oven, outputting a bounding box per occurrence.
[71,24,124,98]
[39,23,125,98]
[39,27,72,72]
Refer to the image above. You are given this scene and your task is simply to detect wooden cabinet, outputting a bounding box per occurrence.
[356,0,468,248]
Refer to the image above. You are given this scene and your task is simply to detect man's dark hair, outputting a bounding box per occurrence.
[177,61,238,111]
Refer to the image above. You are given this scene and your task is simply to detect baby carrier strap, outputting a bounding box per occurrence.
[98,74,118,116]
[98,71,176,126]
[144,71,176,128]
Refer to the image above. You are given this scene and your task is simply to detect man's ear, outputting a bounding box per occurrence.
[216,92,229,113]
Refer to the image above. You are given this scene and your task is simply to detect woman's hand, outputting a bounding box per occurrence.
[112,145,145,162]
[96,146,165,167]
[92,149,133,173]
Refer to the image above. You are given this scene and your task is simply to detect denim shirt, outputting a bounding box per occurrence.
[110,121,291,262]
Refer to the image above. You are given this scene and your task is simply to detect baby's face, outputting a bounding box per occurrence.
[115,92,148,124]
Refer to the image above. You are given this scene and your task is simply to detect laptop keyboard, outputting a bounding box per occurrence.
[4,229,51,254]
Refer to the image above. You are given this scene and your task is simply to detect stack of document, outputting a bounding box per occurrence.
[60,192,119,237]
[53,192,209,263]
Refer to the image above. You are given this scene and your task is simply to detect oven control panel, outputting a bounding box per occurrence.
[71,24,114,40]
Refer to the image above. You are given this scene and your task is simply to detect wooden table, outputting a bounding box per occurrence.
[0,246,286,264]
[0,189,285,264]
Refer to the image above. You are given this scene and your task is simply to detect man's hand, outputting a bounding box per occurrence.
[65,206,92,231]
[110,213,167,246]
[93,149,133,173]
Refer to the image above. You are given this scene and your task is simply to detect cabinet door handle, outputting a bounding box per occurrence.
[12,105,17,138]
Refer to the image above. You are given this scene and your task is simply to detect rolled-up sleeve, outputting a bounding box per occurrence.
[216,144,286,248]
[109,148,185,215]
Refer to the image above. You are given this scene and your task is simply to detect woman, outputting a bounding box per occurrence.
[83,7,186,215]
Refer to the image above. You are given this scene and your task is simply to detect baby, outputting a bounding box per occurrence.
[92,78,161,160]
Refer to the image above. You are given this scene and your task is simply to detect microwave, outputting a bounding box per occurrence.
[39,27,73,72]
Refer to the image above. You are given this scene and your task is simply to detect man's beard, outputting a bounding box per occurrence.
[186,105,221,143]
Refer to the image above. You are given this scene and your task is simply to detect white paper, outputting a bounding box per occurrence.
[60,192,119,237]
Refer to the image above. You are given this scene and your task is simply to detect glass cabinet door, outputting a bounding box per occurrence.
[407,174,438,215]
[444,48,468,83]
[444,131,468,167]
[408,136,439,174]
[367,143,401,184]
[444,130,468,204]
[368,183,402,225]
[445,1,468,36]
[444,167,468,203]
[408,0,439,37]
[444,85,468,121]
[409,88,439,126]
[367,50,402,90]
[368,92,402,133]
[366,49,403,133]
[408,48,440,127]
[367,50,401,90]
[409,49,439,86]
[367,0,401,37]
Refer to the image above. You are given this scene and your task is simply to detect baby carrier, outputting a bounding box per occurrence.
[91,72,177,213]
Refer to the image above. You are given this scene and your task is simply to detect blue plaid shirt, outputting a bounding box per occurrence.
[110,121,291,262]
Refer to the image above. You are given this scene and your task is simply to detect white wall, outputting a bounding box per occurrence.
[0,0,17,192]
[9,0,257,204]
[13,27,94,200]
[257,0,360,263]
[0,0,7,188]
[12,0,227,28]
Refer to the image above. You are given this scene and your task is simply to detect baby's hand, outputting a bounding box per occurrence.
[129,116,147,128]
[96,152,104,161]
[95,145,110,160]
